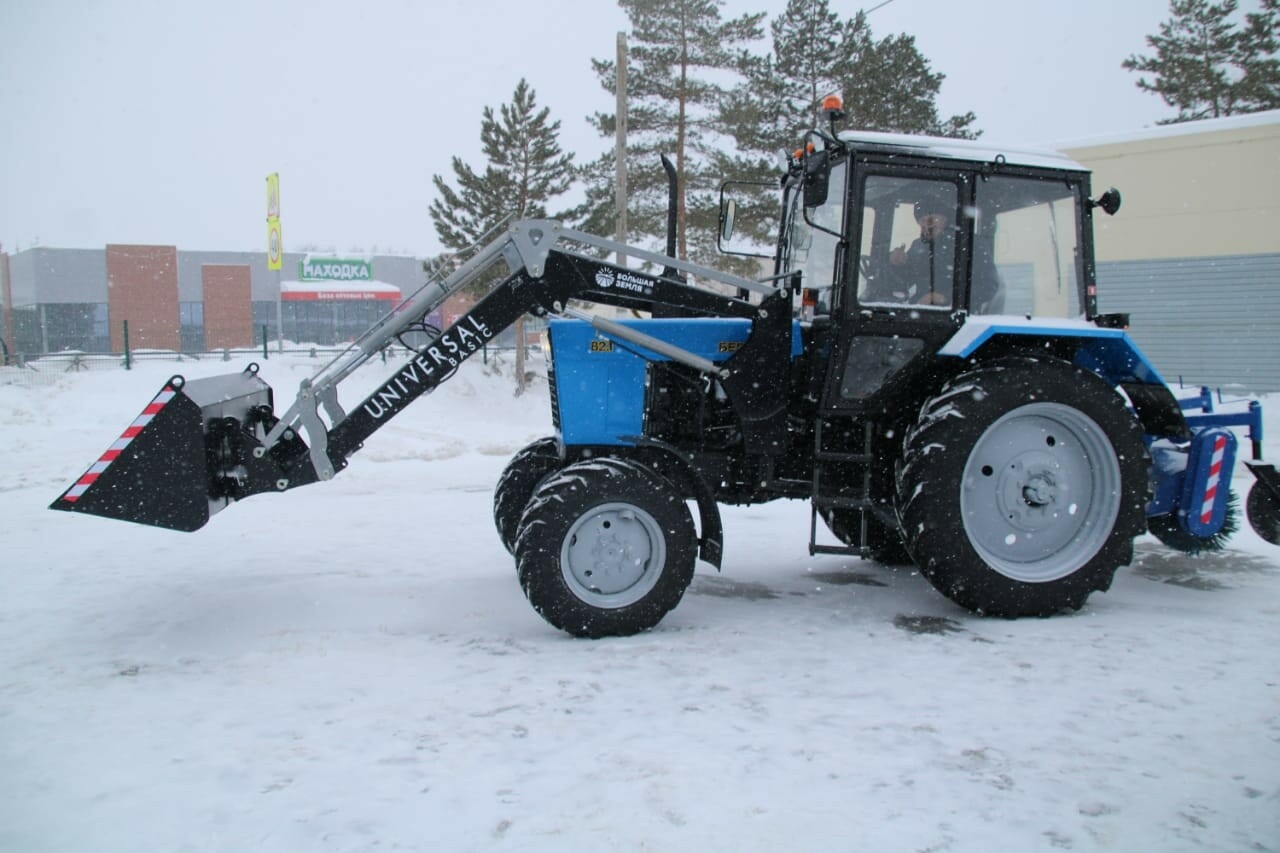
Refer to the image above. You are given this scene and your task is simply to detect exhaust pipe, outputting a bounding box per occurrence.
[51,364,317,531]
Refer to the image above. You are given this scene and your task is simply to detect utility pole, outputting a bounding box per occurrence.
[0,246,13,363]
[615,31,628,268]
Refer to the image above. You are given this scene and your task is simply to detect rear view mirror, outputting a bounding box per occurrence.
[717,180,777,258]
[803,150,830,208]
[1092,187,1122,216]
[720,199,737,242]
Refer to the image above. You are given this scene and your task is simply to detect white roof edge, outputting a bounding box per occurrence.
[836,129,1085,171]
[1053,109,1280,150]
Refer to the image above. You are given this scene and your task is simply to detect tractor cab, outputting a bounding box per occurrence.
[786,135,1095,322]
[763,123,1106,417]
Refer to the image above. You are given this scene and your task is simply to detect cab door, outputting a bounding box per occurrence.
[820,162,973,414]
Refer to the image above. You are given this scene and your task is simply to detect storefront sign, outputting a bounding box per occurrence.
[299,258,373,282]
[281,288,398,301]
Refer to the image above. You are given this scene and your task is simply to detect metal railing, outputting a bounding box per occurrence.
[0,341,534,390]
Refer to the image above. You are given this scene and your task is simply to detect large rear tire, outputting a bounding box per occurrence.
[515,458,697,638]
[896,357,1150,616]
[493,437,562,554]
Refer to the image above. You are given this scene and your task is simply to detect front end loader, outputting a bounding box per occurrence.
[52,218,795,543]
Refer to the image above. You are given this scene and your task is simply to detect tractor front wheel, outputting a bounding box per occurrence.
[896,357,1150,616]
[493,437,562,554]
[514,458,696,638]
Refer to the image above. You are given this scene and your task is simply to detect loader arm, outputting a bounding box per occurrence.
[52,220,793,531]
[323,228,775,465]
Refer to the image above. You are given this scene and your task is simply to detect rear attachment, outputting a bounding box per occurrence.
[50,365,316,531]
[1180,386,1278,545]
[1246,461,1280,545]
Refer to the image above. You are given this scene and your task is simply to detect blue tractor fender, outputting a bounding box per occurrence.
[938,316,1193,519]
[937,317,1166,388]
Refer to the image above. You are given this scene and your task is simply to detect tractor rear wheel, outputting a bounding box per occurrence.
[493,437,562,554]
[515,458,696,638]
[896,357,1150,616]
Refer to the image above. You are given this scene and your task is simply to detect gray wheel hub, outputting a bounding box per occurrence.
[561,502,666,608]
[960,402,1121,583]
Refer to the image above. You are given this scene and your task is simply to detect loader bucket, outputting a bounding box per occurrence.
[51,366,279,532]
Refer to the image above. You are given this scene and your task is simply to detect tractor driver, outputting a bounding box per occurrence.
[885,195,955,306]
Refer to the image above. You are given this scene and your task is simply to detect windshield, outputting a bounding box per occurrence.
[780,158,847,313]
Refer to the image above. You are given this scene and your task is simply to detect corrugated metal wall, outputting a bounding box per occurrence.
[1097,253,1280,393]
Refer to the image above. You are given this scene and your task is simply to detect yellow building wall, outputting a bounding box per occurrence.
[1062,114,1280,262]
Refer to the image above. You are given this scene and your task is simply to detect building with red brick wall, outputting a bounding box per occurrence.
[106,244,179,352]
[5,245,423,355]
[201,264,253,349]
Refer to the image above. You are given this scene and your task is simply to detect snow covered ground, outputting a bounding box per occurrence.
[1,351,1277,852]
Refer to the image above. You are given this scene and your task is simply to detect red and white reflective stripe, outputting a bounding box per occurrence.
[1199,434,1228,524]
[61,386,177,502]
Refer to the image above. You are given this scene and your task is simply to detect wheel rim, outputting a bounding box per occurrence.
[959,402,1122,583]
[560,501,667,608]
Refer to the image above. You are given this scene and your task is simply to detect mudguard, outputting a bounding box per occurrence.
[938,316,1166,387]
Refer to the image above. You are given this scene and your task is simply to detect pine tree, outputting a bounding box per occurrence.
[844,26,978,137]
[714,0,977,252]
[588,0,765,267]
[1236,0,1280,111]
[724,0,977,162]
[715,0,844,162]
[429,79,574,251]
[1123,0,1280,122]
[428,79,574,393]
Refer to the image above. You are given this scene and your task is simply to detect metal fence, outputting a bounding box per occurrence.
[0,342,530,390]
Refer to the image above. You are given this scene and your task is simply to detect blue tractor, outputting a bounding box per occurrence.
[54,105,1280,637]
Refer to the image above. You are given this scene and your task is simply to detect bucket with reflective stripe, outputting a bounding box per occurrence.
[50,368,274,532]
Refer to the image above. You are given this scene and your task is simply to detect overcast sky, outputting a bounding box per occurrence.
[0,0,1208,258]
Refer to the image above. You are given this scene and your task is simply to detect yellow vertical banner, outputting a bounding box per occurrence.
[266,173,282,271]
[266,173,280,219]
[267,219,283,271]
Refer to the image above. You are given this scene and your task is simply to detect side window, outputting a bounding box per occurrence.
[858,175,959,308]
[972,176,1082,318]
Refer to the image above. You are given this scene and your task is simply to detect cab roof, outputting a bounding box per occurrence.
[836,129,1088,173]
